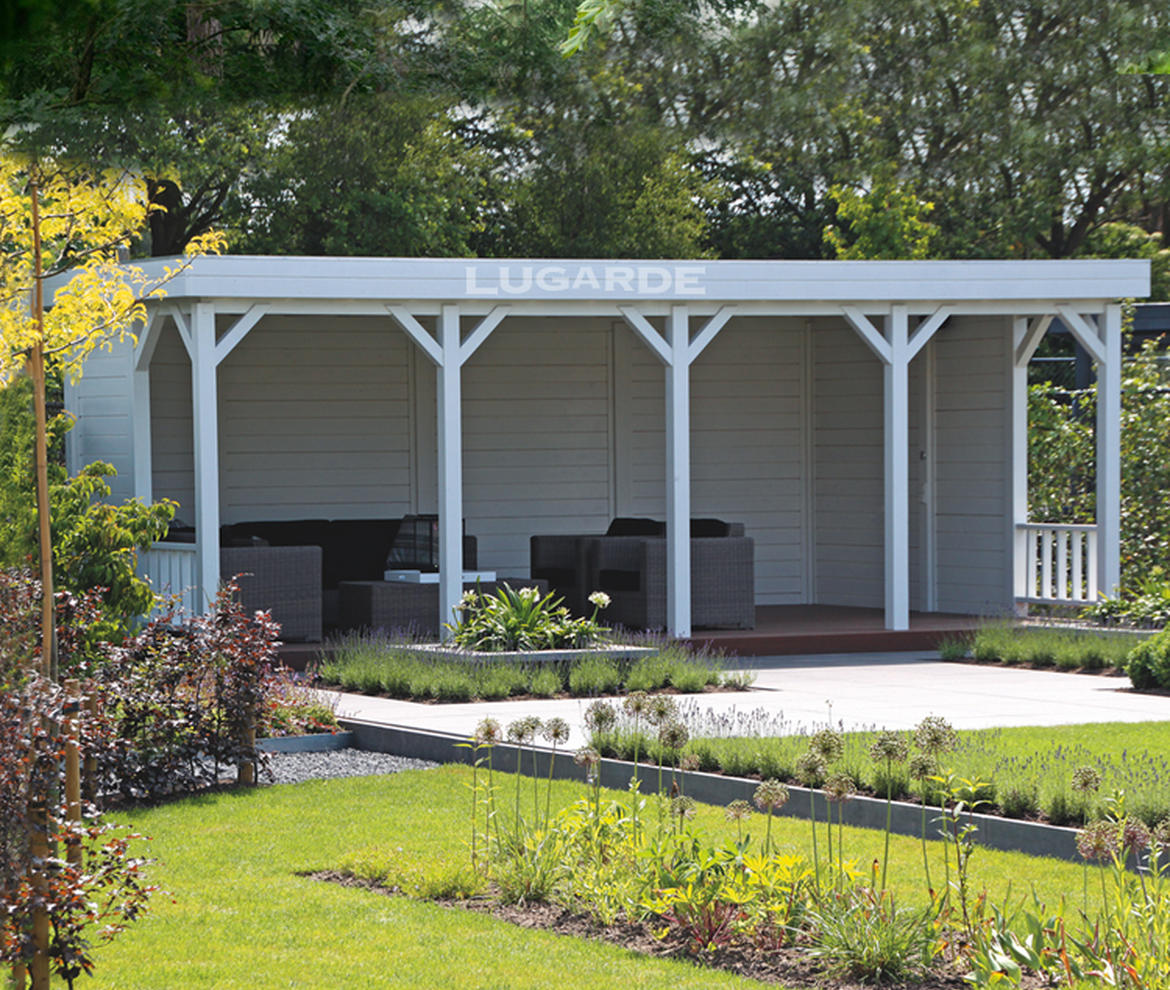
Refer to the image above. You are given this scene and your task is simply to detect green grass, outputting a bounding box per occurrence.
[88,765,1108,989]
[960,622,1147,671]
[595,719,1170,826]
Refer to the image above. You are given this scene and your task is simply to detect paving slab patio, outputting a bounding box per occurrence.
[326,651,1170,750]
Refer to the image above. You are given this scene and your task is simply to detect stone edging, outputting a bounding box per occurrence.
[339,718,1080,863]
[394,643,658,664]
[258,731,357,753]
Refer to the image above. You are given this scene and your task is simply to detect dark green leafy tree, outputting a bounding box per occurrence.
[233,95,488,257]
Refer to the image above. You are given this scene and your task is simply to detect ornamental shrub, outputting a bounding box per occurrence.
[0,375,175,635]
[1125,628,1170,691]
[90,578,279,802]
[0,674,156,985]
[447,584,611,652]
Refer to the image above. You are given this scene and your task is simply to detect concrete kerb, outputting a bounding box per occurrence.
[258,731,356,753]
[340,718,1081,863]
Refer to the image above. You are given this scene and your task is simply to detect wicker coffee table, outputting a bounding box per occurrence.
[338,576,549,636]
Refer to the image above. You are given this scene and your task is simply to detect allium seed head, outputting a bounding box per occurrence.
[647,694,678,726]
[474,717,501,745]
[725,799,753,822]
[824,771,857,804]
[794,750,827,786]
[574,746,601,769]
[869,730,909,764]
[507,718,535,743]
[541,717,570,744]
[1071,765,1103,794]
[658,721,689,751]
[679,753,701,772]
[671,795,696,821]
[583,700,616,733]
[914,715,958,755]
[1076,820,1119,863]
[753,778,790,813]
[908,752,938,781]
[809,728,844,764]
[1122,817,1151,855]
[623,690,649,717]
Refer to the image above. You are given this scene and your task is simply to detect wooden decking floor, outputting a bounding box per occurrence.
[687,605,979,658]
[279,604,979,668]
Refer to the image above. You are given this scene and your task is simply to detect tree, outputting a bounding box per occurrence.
[233,95,488,258]
[0,152,221,677]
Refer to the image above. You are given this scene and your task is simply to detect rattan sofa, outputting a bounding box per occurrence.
[530,518,755,630]
[220,545,323,642]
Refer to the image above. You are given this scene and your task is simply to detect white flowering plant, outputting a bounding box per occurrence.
[446,584,611,652]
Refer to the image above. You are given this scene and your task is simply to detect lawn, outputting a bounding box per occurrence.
[87,764,1102,989]
[593,715,1170,826]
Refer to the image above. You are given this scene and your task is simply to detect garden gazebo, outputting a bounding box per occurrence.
[63,256,1149,638]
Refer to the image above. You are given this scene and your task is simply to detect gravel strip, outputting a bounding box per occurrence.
[262,748,437,786]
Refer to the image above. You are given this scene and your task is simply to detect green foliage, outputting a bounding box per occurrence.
[1026,383,1096,525]
[805,885,941,983]
[0,375,174,631]
[968,623,1143,671]
[448,585,611,653]
[824,174,940,260]
[597,715,1170,827]
[1125,628,1170,691]
[566,656,621,695]
[489,116,716,259]
[234,95,488,258]
[1086,568,1170,629]
[1028,333,1170,594]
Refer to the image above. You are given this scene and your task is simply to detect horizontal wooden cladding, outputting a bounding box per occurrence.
[462,320,612,577]
[814,319,883,608]
[220,316,413,524]
[620,318,809,604]
[933,315,1010,614]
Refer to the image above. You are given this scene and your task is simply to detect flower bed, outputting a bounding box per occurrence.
[316,631,753,702]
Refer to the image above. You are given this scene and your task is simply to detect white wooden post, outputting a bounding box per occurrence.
[1010,315,1052,605]
[189,301,220,608]
[664,306,692,636]
[618,304,735,638]
[842,305,952,631]
[883,307,910,631]
[131,308,162,503]
[388,303,508,640]
[1097,304,1122,597]
[436,304,464,636]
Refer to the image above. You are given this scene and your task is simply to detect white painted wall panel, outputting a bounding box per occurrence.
[813,318,884,607]
[933,315,1012,614]
[149,320,194,518]
[63,342,135,502]
[617,317,808,605]
[460,317,613,577]
[216,315,412,523]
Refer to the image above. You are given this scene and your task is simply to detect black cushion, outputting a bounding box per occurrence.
[598,568,642,592]
[605,517,666,537]
[690,518,731,538]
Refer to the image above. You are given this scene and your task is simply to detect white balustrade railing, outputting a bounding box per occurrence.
[1014,523,1098,604]
[138,542,199,617]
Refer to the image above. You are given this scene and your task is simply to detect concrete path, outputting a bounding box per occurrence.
[326,651,1170,748]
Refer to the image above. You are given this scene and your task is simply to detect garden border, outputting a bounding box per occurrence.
[339,718,1081,863]
[394,643,658,664]
[258,731,356,753]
